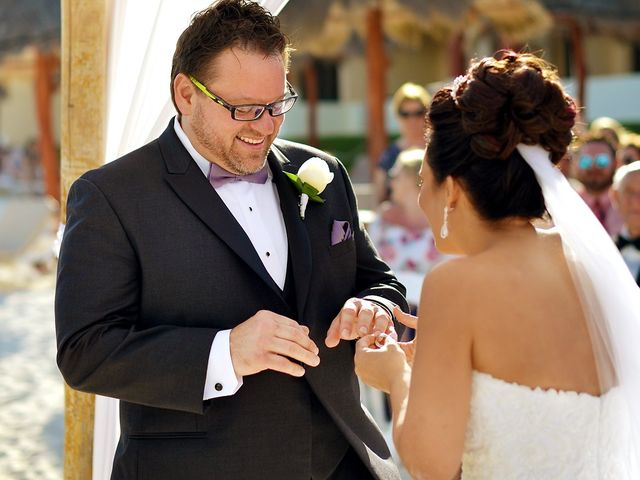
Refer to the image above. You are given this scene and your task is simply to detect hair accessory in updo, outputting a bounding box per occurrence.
[451,75,469,106]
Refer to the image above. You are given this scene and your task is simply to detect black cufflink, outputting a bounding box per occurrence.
[215,383,223,391]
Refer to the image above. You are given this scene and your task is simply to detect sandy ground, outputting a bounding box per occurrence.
[0,193,63,479]
[0,273,63,480]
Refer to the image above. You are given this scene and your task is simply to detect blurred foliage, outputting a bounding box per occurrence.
[284,135,362,171]
[285,135,400,172]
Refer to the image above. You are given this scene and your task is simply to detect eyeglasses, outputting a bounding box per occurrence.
[398,108,427,119]
[189,75,298,121]
[578,153,612,170]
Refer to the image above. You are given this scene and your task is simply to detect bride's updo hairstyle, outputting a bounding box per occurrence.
[426,51,576,220]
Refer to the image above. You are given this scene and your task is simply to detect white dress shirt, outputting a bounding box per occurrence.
[173,119,289,399]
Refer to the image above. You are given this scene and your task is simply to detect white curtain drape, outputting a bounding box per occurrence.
[93,1,291,478]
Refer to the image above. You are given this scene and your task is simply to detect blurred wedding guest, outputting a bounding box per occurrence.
[589,116,623,150]
[369,148,446,311]
[367,147,445,420]
[22,139,42,194]
[0,144,10,190]
[374,83,430,202]
[572,133,622,236]
[5,145,26,193]
[612,161,640,285]
[556,151,572,178]
[618,132,640,167]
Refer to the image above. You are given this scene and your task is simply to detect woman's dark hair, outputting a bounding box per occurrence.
[426,51,576,221]
[170,0,292,112]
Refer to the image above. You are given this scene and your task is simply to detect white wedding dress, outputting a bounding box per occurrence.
[461,370,629,479]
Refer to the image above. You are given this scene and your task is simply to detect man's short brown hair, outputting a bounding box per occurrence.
[170,0,292,112]
[575,132,617,159]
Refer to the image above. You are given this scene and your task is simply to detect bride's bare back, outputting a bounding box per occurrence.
[464,228,601,395]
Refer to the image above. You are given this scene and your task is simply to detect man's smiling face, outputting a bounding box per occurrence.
[184,47,287,175]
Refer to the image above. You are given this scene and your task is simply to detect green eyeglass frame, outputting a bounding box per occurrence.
[189,75,298,121]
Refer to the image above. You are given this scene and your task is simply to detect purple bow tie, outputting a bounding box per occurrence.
[208,162,269,189]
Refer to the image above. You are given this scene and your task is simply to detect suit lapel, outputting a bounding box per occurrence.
[158,123,284,297]
[269,146,312,320]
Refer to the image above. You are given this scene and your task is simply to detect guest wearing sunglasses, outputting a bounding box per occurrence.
[374,82,430,203]
[617,132,640,167]
[572,133,622,236]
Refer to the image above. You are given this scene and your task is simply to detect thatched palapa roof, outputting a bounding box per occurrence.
[280,0,640,58]
[541,0,640,39]
[0,0,61,58]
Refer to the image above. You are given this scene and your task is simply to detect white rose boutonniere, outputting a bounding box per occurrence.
[284,157,334,219]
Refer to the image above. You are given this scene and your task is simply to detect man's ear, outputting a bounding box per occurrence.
[610,188,620,210]
[173,73,196,117]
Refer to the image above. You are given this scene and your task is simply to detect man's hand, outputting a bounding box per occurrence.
[230,310,320,377]
[325,298,396,348]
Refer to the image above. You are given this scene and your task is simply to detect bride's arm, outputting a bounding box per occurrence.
[390,261,473,479]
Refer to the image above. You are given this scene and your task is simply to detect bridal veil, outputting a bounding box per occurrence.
[517,143,640,477]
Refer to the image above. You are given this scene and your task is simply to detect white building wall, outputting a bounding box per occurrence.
[281,73,640,139]
[0,74,61,148]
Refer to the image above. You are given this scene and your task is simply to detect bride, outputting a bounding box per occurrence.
[355,51,640,479]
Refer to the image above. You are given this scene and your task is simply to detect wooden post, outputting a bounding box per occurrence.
[35,49,60,202]
[365,4,386,181]
[448,30,465,77]
[303,57,319,147]
[569,18,586,115]
[60,0,108,478]
[555,14,586,114]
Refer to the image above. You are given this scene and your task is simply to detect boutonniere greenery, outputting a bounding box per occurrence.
[285,157,334,219]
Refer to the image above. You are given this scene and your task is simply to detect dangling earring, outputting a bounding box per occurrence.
[440,206,450,239]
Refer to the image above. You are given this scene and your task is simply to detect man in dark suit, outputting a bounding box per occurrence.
[55,1,407,479]
[612,160,640,286]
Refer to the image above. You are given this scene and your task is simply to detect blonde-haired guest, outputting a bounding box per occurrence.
[618,132,640,167]
[589,116,624,150]
[374,83,431,203]
[368,147,448,309]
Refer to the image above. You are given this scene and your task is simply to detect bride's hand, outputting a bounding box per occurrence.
[354,333,410,394]
[395,306,418,366]
[395,305,418,330]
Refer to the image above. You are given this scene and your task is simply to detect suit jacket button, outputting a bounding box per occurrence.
[215,383,223,391]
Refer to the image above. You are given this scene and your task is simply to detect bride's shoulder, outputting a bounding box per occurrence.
[421,257,487,303]
[418,258,481,335]
[420,255,504,312]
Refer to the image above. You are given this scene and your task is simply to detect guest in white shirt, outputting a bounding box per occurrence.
[612,161,640,285]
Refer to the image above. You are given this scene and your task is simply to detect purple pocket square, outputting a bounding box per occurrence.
[331,220,353,246]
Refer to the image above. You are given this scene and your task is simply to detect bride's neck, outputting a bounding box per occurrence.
[460,218,535,255]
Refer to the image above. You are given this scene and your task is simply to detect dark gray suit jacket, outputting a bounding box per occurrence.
[55,121,408,479]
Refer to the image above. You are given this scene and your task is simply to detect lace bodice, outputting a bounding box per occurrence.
[462,370,629,479]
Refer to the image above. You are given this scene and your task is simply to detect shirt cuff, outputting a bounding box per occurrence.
[362,295,397,320]
[203,330,243,400]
